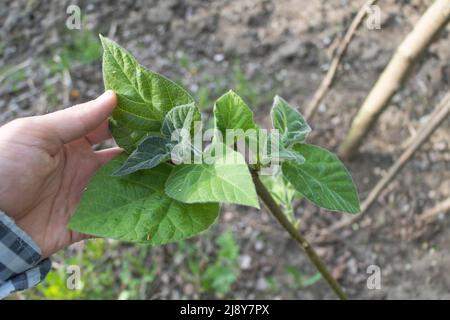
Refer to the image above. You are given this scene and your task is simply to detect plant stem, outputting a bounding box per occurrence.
[251,171,348,300]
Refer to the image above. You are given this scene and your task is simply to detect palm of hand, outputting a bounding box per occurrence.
[0,92,120,258]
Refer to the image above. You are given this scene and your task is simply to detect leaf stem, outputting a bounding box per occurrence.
[251,171,348,300]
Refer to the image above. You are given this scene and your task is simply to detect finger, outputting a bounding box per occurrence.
[95,147,123,166]
[39,91,117,144]
[85,119,112,145]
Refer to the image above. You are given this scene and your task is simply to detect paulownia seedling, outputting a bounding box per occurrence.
[68,35,360,299]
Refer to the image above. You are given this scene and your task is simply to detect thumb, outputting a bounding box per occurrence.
[39,91,117,144]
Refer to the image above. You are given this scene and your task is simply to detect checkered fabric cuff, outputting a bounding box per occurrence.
[0,211,51,299]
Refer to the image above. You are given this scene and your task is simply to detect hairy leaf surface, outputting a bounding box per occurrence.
[282,144,360,214]
[214,90,256,139]
[113,136,172,176]
[161,103,201,139]
[271,95,311,147]
[264,133,306,165]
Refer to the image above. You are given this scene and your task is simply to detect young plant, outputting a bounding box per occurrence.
[68,36,360,299]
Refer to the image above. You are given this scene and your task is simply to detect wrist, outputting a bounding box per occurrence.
[14,215,49,258]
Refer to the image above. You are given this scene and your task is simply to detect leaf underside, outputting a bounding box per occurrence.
[161,103,201,139]
[271,95,311,148]
[114,103,202,175]
[113,136,172,176]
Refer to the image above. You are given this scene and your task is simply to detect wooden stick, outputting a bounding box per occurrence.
[0,59,31,84]
[419,198,450,224]
[324,92,450,234]
[305,0,378,119]
[338,0,450,159]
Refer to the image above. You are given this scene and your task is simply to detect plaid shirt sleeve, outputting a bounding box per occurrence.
[0,211,51,299]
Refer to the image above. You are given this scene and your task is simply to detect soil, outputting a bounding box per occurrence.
[1,0,450,299]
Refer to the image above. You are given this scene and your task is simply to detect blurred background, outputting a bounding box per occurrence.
[1,0,450,299]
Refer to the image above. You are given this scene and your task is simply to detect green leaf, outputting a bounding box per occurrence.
[161,103,201,139]
[115,103,202,175]
[214,90,256,139]
[69,155,220,244]
[278,147,305,164]
[161,103,203,164]
[281,144,360,214]
[100,35,194,152]
[271,95,311,147]
[264,133,306,165]
[165,143,260,208]
[113,136,172,176]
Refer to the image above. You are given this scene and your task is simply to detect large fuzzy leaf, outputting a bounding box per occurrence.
[69,155,219,244]
[100,35,194,152]
[214,90,256,139]
[281,144,360,214]
[271,95,311,147]
[165,143,259,208]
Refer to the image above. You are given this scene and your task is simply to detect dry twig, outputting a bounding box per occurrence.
[322,92,450,235]
[419,198,450,224]
[305,0,379,119]
[338,0,450,159]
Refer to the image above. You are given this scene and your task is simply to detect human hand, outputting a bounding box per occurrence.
[0,91,122,258]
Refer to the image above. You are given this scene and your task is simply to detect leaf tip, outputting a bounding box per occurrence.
[217,89,236,101]
[273,94,286,105]
[98,33,107,44]
[98,34,115,50]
